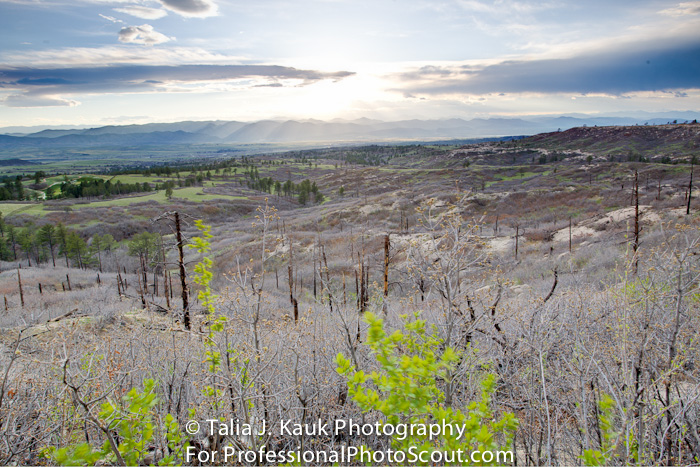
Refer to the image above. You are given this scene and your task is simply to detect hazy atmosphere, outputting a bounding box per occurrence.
[1,0,700,127]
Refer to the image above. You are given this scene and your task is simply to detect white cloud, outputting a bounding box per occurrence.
[114,5,168,20]
[99,13,123,23]
[158,0,218,18]
[0,45,251,68]
[660,1,700,16]
[0,45,248,67]
[3,94,79,107]
[118,24,173,45]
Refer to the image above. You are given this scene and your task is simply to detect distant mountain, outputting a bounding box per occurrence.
[1,115,698,149]
[27,121,236,138]
[0,130,212,148]
[0,124,91,135]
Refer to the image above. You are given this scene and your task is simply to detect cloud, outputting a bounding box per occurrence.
[118,24,173,45]
[158,0,218,18]
[1,46,248,67]
[99,14,123,23]
[254,82,284,88]
[660,1,700,16]
[0,64,355,106]
[394,37,700,97]
[3,94,79,107]
[114,6,168,19]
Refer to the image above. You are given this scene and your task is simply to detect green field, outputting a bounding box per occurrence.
[71,187,245,208]
[0,203,48,217]
[0,186,245,217]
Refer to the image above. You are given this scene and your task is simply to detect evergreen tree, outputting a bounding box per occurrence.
[14,177,24,200]
[66,232,88,269]
[0,236,12,261]
[90,233,115,272]
[5,224,17,261]
[298,189,308,205]
[17,226,36,266]
[38,224,58,267]
[56,222,69,267]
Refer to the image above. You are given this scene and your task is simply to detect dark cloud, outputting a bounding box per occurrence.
[16,77,83,86]
[0,64,355,107]
[158,0,218,17]
[396,38,700,96]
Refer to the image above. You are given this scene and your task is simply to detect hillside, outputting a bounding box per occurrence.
[0,125,699,466]
[521,122,700,158]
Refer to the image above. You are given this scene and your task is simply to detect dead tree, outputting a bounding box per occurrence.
[383,234,390,314]
[17,269,24,308]
[136,266,147,309]
[175,212,190,330]
[312,246,317,299]
[322,244,332,313]
[363,261,369,313]
[634,170,640,274]
[140,255,148,295]
[288,238,298,322]
[161,235,171,309]
[687,162,694,215]
[383,234,390,298]
[357,250,369,314]
[342,272,347,306]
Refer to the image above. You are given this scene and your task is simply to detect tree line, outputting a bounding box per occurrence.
[0,213,165,277]
[243,165,324,204]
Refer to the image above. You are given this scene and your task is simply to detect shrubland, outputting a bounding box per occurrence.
[1,126,699,465]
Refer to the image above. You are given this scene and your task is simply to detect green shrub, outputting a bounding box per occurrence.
[336,312,518,465]
[581,394,636,466]
[46,379,188,466]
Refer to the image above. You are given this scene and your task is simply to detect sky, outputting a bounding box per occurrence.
[0,0,699,127]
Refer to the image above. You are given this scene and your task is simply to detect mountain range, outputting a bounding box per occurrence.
[1,114,699,149]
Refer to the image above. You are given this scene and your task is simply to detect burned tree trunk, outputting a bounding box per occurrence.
[383,234,390,298]
[634,170,640,274]
[383,234,390,314]
[175,211,190,330]
[137,266,147,309]
[17,269,24,308]
[687,163,694,215]
[288,238,297,322]
[322,244,332,313]
[161,236,170,309]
